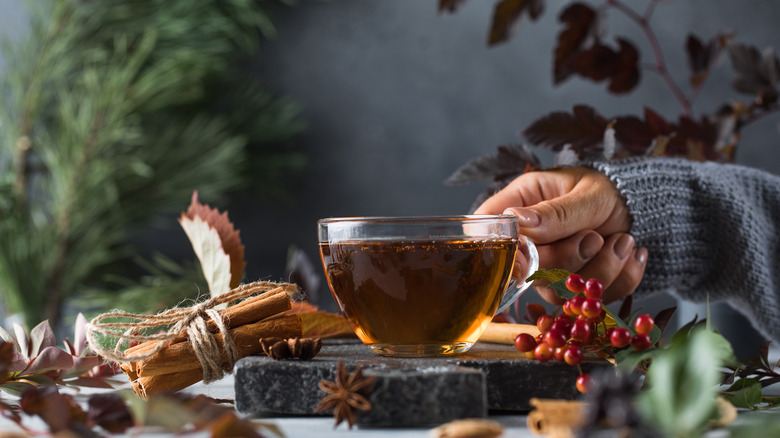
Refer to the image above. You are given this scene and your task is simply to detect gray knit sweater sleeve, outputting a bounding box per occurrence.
[589,157,780,342]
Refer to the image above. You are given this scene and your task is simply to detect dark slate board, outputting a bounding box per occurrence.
[234,340,610,427]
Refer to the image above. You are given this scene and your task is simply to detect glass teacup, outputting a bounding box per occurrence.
[318,215,538,357]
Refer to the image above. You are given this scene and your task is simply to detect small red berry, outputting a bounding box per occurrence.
[566,274,586,294]
[554,346,568,361]
[514,333,536,352]
[584,278,604,299]
[576,374,592,394]
[634,314,655,335]
[568,295,585,316]
[544,328,568,348]
[630,333,652,351]
[537,314,554,334]
[534,343,554,362]
[570,319,592,341]
[581,298,603,319]
[551,319,572,336]
[564,345,583,366]
[562,300,577,317]
[610,327,631,348]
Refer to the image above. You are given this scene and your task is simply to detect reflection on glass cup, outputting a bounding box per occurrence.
[317,215,539,357]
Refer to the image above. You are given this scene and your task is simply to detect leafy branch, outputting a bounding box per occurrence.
[0,385,279,437]
[0,314,121,397]
[0,0,306,329]
[440,0,780,189]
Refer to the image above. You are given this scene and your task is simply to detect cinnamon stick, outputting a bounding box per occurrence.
[135,314,301,377]
[124,288,292,358]
[479,322,540,345]
[132,368,203,400]
[526,398,584,438]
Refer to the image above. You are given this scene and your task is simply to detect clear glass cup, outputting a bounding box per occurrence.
[318,215,538,357]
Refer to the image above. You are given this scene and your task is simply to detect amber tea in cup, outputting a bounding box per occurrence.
[318,215,538,357]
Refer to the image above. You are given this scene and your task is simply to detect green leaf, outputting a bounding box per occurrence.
[726,376,762,392]
[723,380,763,409]
[547,278,577,299]
[728,412,780,437]
[638,329,725,438]
[526,268,572,284]
[0,381,35,396]
[614,347,653,373]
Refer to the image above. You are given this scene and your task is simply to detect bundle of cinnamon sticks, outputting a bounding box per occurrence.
[118,285,302,399]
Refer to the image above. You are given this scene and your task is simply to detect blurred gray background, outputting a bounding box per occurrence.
[2,0,779,354]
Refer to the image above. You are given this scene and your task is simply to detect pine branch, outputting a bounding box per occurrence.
[0,0,305,328]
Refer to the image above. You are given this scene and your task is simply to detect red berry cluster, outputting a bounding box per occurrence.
[513,274,656,394]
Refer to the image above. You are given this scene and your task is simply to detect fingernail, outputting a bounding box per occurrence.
[504,207,540,227]
[634,247,648,265]
[578,232,603,260]
[614,234,634,259]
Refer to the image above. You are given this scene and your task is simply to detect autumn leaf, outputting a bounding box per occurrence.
[608,38,640,93]
[554,2,597,84]
[686,33,731,88]
[180,191,246,297]
[523,104,608,154]
[444,144,540,185]
[180,216,232,298]
[299,312,355,339]
[488,0,545,46]
[728,42,780,94]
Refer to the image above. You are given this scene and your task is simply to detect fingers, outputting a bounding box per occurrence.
[504,172,629,244]
[531,232,648,306]
[577,234,648,303]
[476,167,630,245]
[536,230,604,272]
[528,230,605,306]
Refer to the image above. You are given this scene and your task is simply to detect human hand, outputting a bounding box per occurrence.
[474,166,648,304]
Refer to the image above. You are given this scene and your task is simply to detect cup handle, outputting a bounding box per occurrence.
[496,235,539,314]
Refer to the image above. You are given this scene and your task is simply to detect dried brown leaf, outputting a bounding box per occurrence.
[444,144,539,186]
[181,191,246,290]
[686,34,719,87]
[87,393,133,433]
[299,311,356,339]
[523,104,608,154]
[608,38,640,93]
[554,2,597,83]
[488,0,544,46]
[729,42,780,94]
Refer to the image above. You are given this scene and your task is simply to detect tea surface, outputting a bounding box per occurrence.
[319,238,517,349]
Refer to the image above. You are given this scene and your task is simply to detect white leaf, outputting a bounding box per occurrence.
[554,144,579,167]
[602,124,616,160]
[180,216,232,298]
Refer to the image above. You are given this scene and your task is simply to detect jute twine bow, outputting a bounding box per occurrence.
[85,281,290,384]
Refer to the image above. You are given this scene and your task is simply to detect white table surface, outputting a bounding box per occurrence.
[2,347,779,437]
[0,375,537,437]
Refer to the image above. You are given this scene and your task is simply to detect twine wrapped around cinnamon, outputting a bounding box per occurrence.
[86,281,302,399]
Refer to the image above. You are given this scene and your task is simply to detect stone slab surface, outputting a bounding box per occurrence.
[234,340,610,426]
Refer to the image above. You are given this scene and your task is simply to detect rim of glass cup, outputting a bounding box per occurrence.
[317,214,520,243]
[317,214,517,224]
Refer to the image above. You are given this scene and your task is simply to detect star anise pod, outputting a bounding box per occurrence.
[259,337,322,360]
[314,360,376,429]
